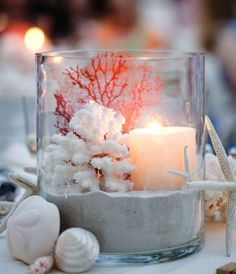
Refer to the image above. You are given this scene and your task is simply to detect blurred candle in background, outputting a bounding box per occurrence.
[24,27,46,52]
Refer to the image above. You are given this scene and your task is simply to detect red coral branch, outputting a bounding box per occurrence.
[54,93,71,135]
[54,51,163,135]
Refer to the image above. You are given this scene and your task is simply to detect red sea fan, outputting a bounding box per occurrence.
[54,51,163,134]
[54,93,71,136]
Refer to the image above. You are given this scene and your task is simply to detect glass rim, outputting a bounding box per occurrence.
[36,49,205,60]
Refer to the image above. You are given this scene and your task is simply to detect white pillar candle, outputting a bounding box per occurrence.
[129,126,196,190]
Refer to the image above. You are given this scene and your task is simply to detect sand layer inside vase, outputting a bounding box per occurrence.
[46,190,203,253]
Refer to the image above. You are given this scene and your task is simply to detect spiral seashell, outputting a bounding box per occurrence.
[55,228,100,273]
[27,256,54,274]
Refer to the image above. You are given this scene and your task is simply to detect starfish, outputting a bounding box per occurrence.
[187,116,235,256]
[168,145,199,188]
[168,116,235,256]
[0,171,37,233]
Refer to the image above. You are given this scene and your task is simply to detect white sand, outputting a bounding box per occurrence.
[46,190,203,253]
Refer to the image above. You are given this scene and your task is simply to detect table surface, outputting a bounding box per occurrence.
[0,223,236,274]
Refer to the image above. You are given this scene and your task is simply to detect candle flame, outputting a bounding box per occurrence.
[148,122,163,132]
[147,117,168,133]
[24,27,45,51]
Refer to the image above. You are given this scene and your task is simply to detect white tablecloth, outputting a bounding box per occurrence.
[0,223,236,274]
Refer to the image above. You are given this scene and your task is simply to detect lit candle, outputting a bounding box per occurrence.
[129,123,196,190]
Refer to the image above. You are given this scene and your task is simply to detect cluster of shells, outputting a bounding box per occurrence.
[5,195,99,274]
[28,227,100,274]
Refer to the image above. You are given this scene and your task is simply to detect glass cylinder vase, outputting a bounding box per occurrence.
[36,50,205,264]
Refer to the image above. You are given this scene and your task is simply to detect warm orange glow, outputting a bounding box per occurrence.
[53,56,63,63]
[146,116,168,132]
[147,121,163,133]
[24,27,45,51]
[147,116,164,131]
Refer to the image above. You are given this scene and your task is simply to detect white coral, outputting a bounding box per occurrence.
[91,157,135,175]
[73,168,99,192]
[69,101,125,144]
[104,175,133,192]
[205,190,227,218]
[43,101,135,193]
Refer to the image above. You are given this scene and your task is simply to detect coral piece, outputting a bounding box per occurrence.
[54,93,72,136]
[54,51,163,134]
[7,196,60,264]
[43,102,136,193]
[27,256,54,274]
[55,228,99,273]
[204,153,229,218]
[205,190,227,218]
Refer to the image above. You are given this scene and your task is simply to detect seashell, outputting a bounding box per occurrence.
[27,256,54,274]
[55,228,99,273]
[7,195,60,264]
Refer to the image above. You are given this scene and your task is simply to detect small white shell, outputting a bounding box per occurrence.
[55,228,99,273]
[27,256,54,274]
[7,195,60,264]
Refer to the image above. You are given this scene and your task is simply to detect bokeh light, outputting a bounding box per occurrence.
[24,27,45,51]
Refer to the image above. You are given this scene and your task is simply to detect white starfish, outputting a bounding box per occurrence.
[168,145,198,189]
[205,116,235,256]
[24,166,37,175]
[8,172,37,193]
[0,171,37,233]
[168,116,235,256]
[187,116,235,256]
[188,180,236,192]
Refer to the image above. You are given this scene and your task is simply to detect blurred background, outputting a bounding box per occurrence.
[0,0,236,172]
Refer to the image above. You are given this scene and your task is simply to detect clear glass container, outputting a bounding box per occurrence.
[36,50,205,264]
